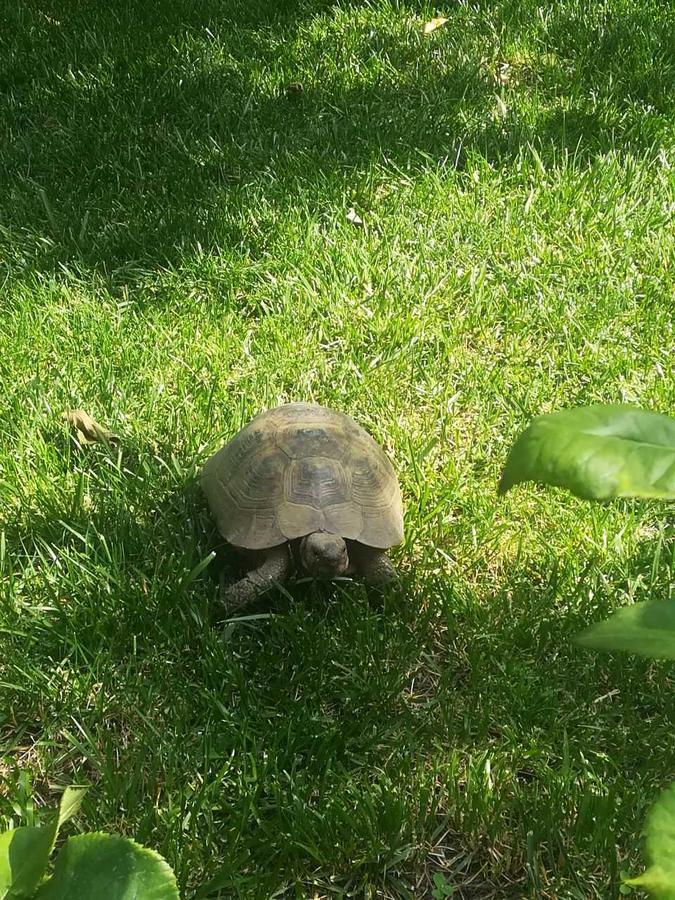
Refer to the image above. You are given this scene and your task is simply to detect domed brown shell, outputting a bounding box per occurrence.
[201,403,404,550]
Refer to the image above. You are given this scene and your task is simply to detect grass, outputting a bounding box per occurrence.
[1,0,674,896]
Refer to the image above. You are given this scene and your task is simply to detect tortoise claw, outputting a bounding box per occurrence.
[219,572,258,615]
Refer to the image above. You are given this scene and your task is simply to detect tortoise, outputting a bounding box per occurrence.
[201,402,404,611]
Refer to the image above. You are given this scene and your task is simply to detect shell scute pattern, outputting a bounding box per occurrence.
[350,454,396,508]
[277,423,347,461]
[286,457,350,509]
[201,403,403,550]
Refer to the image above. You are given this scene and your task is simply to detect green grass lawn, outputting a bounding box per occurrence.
[1,0,675,896]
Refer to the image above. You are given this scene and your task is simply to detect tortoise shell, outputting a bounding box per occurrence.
[201,403,404,551]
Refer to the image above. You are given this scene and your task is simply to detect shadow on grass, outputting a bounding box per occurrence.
[1,0,673,276]
[3,477,675,895]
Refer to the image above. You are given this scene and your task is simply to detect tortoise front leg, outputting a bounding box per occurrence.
[220,544,292,613]
[351,546,397,585]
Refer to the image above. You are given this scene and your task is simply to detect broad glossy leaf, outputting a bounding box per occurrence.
[499,405,675,500]
[625,782,675,897]
[576,600,675,659]
[35,834,179,900]
[0,827,54,899]
[0,787,86,898]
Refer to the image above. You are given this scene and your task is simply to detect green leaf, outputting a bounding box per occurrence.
[625,783,675,897]
[576,600,675,659]
[498,405,675,500]
[0,828,54,899]
[54,788,87,835]
[35,834,180,900]
[0,787,87,899]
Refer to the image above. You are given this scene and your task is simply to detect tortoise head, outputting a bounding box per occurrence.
[299,532,349,578]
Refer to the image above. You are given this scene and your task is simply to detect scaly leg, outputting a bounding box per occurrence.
[351,546,397,585]
[220,544,292,613]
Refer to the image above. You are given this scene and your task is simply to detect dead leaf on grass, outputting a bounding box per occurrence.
[494,62,511,85]
[494,95,508,119]
[346,207,364,227]
[423,17,448,34]
[63,409,119,445]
